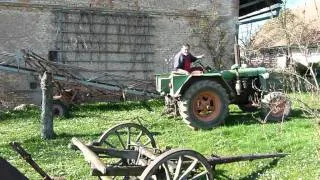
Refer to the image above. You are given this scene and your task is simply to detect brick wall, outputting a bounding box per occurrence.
[0,0,239,107]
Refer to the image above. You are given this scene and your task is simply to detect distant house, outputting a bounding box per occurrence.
[243,45,320,70]
[244,0,320,72]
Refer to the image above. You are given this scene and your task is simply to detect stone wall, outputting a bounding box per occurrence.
[0,72,41,109]
[0,0,239,108]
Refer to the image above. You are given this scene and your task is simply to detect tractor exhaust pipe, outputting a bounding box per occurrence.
[234,36,240,66]
[234,36,241,95]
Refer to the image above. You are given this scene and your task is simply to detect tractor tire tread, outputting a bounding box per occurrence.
[179,80,229,129]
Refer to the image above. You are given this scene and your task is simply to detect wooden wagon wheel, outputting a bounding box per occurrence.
[140,149,214,180]
[97,123,157,150]
[96,123,157,180]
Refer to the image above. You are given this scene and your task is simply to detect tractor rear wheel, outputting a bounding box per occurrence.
[260,92,291,121]
[179,80,229,129]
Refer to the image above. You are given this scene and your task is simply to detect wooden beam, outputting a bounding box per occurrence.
[88,146,139,159]
[71,138,107,175]
[91,166,146,176]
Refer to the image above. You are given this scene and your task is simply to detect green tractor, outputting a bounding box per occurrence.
[156,61,291,129]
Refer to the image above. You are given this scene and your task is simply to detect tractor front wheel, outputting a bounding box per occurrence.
[179,80,229,129]
[260,92,291,121]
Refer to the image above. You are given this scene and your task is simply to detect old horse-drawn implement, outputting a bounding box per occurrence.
[8,122,286,179]
[70,122,287,179]
[7,122,287,179]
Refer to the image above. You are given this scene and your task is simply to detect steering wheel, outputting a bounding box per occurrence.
[194,59,213,72]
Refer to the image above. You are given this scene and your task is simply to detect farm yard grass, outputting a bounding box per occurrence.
[0,97,319,179]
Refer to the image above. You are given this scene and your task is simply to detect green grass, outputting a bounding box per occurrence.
[0,99,319,179]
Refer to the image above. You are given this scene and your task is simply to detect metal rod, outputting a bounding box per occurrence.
[234,36,240,65]
[239,15,279,25]
[239,5,281,21]
[208,153,287,165]
[9,142,53,180]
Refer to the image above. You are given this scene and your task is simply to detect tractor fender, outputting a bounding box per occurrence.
[175,75,234,99]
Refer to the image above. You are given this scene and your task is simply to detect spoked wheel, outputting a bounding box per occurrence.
[96,123,157,180]
[140,149,214,180]
[97,123,157,149]
[98,176,138,180]
[260,92,291,121]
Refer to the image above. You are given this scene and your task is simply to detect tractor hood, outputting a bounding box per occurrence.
[155,67,269,97]
[221,67,267,80]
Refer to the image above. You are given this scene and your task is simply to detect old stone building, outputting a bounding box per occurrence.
[0,0,281,108]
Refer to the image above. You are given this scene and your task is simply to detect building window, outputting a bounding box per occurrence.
[29,82,38,89]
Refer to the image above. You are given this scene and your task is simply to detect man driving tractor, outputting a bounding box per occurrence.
[173,43,204,74]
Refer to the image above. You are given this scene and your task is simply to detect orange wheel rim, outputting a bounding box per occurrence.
[192,91,221,122]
